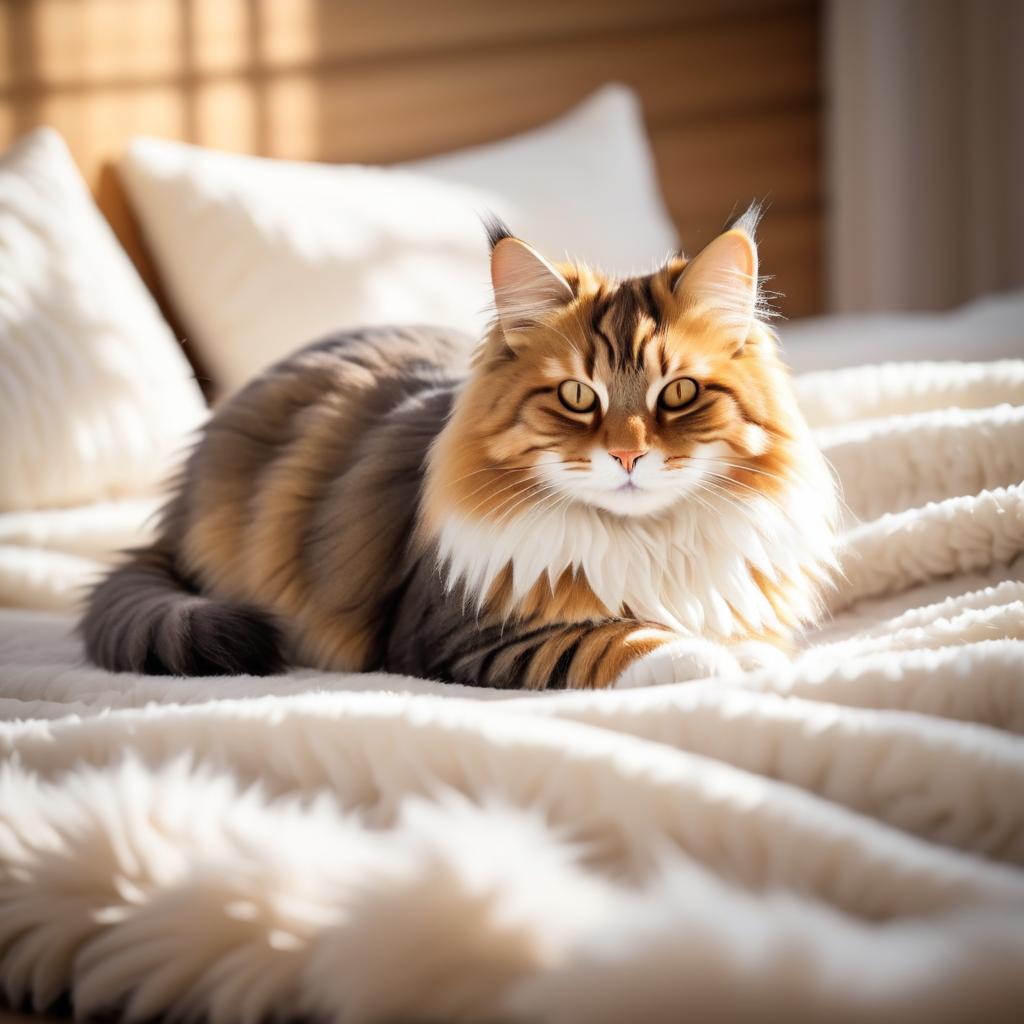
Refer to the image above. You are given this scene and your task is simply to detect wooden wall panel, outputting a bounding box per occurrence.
[275,12,820,165]
[0,0,823,318]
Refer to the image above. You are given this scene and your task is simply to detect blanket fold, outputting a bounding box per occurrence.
[1,359,1023,1022]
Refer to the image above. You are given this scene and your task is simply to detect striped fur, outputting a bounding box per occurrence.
[82,211,837,688]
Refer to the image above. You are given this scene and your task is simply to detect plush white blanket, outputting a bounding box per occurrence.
[1,360,1023,1022]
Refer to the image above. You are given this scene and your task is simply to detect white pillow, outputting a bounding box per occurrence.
[406,85,676,274]
[120,84,678,396]
[0,128,207,512]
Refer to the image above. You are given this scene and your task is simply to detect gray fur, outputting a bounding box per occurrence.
[81,545,285,675]
[82,325,517,680]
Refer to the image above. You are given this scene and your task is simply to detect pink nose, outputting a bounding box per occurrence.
[609,449,647,473]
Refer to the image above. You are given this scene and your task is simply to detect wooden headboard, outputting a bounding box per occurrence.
[0,0,823,319]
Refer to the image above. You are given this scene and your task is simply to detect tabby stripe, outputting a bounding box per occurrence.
[429,615,491,676]
[520,627,581,689]
[496,622,584,689]
[542,408,593,432]
[658,341,670,379]
[640,276,661,329]
[454,614,561,679]
[605,293,633,370]
[632,319,655,370]
[432,616,680,690]
[475,639,512,687]
[590,296,617,367]
[620,286,647,369]
[546,633,584,689]
[583,337,597,380]
[574,623,629,684]
[495,385,553,433]
[702,382,766,428]
[497,643,538,689]
[468,621,562,684]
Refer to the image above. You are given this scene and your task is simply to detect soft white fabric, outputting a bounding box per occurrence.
[1,356,1022,1021]
[0,128,207,511]
[0,497,162,611]
[119,85,678,395]
[778,289,1024,373]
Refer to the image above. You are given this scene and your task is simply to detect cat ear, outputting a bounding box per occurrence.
[490,230,573,335]
[674,207,760,349]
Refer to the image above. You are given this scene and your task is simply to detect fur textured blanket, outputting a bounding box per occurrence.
[1,359,1023,1022]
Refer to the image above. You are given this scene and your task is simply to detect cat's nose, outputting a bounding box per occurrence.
[609,449,647,473]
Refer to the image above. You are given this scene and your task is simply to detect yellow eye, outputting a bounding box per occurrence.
[558,379,598,413]
[658,377,699,411]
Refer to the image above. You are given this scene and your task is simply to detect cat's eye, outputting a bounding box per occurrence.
[658,377,699,411]
[558,380,598,413]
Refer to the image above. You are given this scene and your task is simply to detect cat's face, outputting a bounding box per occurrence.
[428,209,799,528]
[480,265,785,518]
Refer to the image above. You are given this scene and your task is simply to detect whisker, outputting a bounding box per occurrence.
[460,473,541,521]
[508,488,578,552]
[687,484,727,523]
[815,450,856,522]
[488,479,553,519]
[700,481,782,535]
[486,481,559,532]
[697,480,754,517]
[448,463,532,488]
[699,471,787,516]
[666,454,789,515]
[689,456,836,507]
[674,455,788,483]
[662,460,777,514]
[697,461,786,481]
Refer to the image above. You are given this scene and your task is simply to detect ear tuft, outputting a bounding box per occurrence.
[491,236,574,335]
[728,200,765,240]
[483,212,514,252]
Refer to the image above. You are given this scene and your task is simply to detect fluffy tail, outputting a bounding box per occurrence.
[81,547,285,676]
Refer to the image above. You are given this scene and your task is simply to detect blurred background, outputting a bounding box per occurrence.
[0,0,1021,322]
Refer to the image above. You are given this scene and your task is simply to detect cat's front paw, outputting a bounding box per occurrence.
[614,637,741,689]
[731,640,790,672]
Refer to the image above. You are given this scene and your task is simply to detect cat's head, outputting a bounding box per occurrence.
[422,208,837,632]
[426,205,808,523]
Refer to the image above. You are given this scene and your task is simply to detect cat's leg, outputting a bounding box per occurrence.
[611,631,741,689]
[730,639,791,672]
[614,636,791,686]
[439,618,740,690]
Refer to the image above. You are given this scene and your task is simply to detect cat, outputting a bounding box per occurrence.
[81,207,837,689]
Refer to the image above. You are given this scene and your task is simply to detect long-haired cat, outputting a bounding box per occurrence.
[82,208,837,689]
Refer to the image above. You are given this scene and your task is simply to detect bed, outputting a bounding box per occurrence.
[1,350,1023,1021]
[2,2,1023,1020]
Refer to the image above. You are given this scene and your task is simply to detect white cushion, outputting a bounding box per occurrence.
[0,128,207,512]
[120,84,678,395]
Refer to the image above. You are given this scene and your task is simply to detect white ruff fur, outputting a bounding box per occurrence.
[435,451,836,639]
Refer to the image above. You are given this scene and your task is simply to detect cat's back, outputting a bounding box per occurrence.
[232,324,471,422]
[172,325,473,667]
[191,324,472,496]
